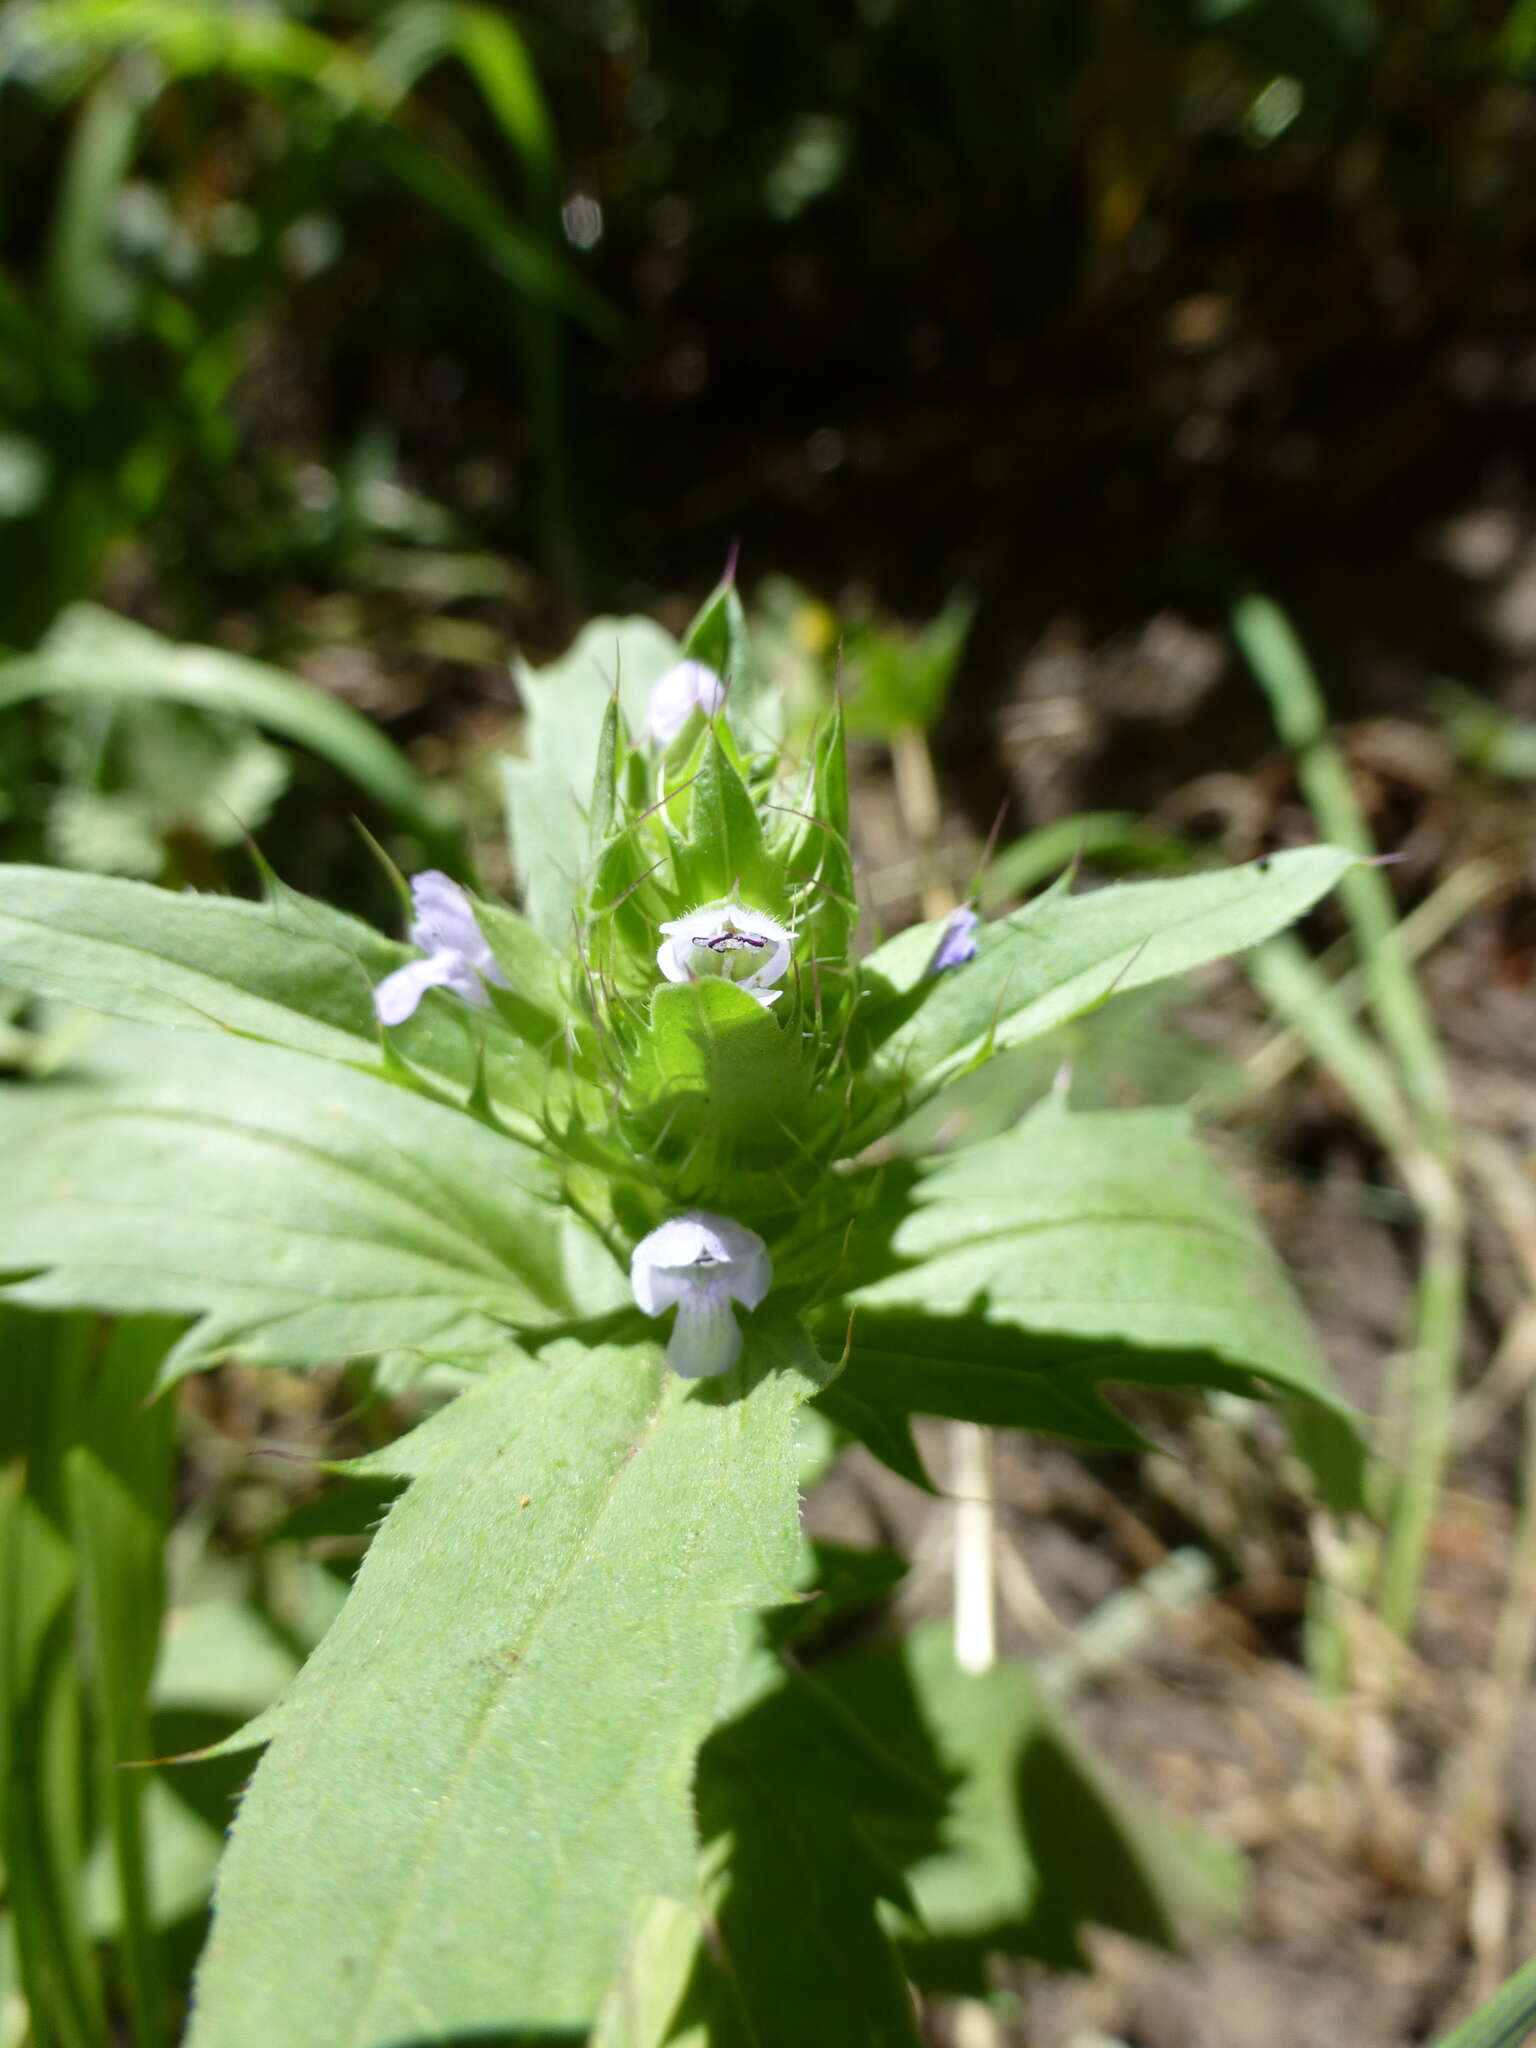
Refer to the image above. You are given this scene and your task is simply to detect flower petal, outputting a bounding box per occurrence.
[408,872,484,958]
[666,1294,743,1378]
[655,935,691,986]
[930,904,981,973]
[655,902,793,995]
[373,952,464,1026]
[646,660,726,746]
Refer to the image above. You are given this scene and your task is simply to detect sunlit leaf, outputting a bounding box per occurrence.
[0,1024,621,1379]
[504,616,680,943]
[855,845,1358,1120]
[818,1094,1362,1506]
[187,1321,826,2047]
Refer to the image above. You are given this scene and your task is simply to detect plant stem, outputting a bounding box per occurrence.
[884,720,999,1676]
[1234,594,1467,1643]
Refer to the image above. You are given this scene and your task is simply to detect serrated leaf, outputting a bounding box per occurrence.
[504,616,680,942]
[186,1321,827,2047]
[819,1095,1362,1506]
[0,1024,622,1377]
[0,864,559,1113]
[856,846,1358,1118]
[0,863,386,1060]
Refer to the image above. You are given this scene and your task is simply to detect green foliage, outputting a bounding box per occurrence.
[188,1324,824,2046]
[0,590,1368,2040]
[504,613,680,943]
[1430,1950,1536,2048]
[854,844,1358,1121]
[840,592,976,740]
[816,1094,1362,1507]
[0,1023,620,1380]
[0,1309,179,2048]
[0,0,603,635]
[0,605,461,872]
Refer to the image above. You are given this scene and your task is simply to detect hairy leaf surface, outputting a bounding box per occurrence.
[819,1096,1361,1504]
[857,846,1357,1113]
[0,1026,620,1377]
[0,863,567,1118]
[504,616,679,943]
[188,1324,826,2047]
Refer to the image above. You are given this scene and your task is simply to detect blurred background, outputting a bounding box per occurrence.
[5,0,1536,886]
[5,3,1536,2044]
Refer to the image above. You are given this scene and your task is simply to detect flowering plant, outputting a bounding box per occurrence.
[0,577,1362,2046]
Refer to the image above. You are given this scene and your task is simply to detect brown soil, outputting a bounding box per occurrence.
[801,621,1536,2045]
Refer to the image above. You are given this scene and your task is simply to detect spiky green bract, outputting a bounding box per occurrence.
[577,668,861,1249]
[186,1320,828,2048]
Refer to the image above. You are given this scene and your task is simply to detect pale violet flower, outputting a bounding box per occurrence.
[656,901,792,1009]
[373,872,509,1027]
[929,903,980,973]
[630,1212,771,1378]
[646,659,726,745]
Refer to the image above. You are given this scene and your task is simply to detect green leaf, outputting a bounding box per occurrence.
[680,573,749,683]
[504,616,680,942]
[0,865,560,1117]
[45,71,142,344]
[0,607,461,870]
[679,572,767,735]
[1430,1950,1536,2048]
[65,1317,178,2043]
[627,979,811,1166]
[817,1623,1244,1990]
[681,732,774,905]
[373,1,559,200]
[841,593,975,739]
[0,864,387,1060]
[682,1646,935,2048]
[186,1322,827,2047]
[0,1310,104,2048]
[0,1024,622,1379]
[857,845,1358,1118]
[819,1095,1362,1506]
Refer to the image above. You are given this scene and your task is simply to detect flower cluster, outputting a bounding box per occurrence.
[372,658,983,1376]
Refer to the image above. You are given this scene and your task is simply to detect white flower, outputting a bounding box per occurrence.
[656,901,793,1009]
[373,871,509,1026]
[646,659,726,745]
[630,1211,772,1377]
